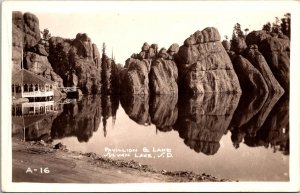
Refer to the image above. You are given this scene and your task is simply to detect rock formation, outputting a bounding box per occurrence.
[12,12,65,97]
[48,33,101,94]
[176,27,242,94]
[174,93,240,155]
[122,42,179,95]
[149,55,178,94]
[245,45,284,93]
[231,54,269,94]
[24,52,63,88]
[245,30,289,91]
[121,58,151,95]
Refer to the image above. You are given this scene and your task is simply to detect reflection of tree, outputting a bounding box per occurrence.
[174,94,240,155]
[243,94,289,155]
[149,94,178,132]
[101,94,119,137]
[120,94,151,125]
[51,96,101,142]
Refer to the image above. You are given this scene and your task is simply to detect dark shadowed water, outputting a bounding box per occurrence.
[12,92,289,181]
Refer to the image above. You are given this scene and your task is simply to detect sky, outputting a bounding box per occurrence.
[7,1,291,64]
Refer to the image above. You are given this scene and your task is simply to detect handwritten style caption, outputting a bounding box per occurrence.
[103,147,173,159]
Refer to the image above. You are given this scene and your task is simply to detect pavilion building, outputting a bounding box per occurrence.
[12,69,55,101]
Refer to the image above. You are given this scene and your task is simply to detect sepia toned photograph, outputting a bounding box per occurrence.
[1,1,300,192]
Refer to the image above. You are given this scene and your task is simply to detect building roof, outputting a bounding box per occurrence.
[12,69,55,85]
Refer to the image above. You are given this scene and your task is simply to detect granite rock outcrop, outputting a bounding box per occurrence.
[176,27,242,94]
[48,33,101,94]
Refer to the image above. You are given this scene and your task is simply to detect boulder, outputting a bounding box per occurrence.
[221,40,231,52]
[48,34,102,94]
[142,42,150,51]
[230,37,247,54]
[245,30,269,46]
[121,58,151,95]
[149,58,178,94]
[149,94,178,131]
[177,27,241,94]
[157,48,168,59]
[231,54,268,94]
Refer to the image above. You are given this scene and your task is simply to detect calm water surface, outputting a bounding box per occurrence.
[12,92,289,181]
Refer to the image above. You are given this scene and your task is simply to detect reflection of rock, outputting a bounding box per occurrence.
[120,95,151,125]
[176,27,241,94]
[48,33,101,94]
[230,92,267,131]
[121,58,151,95]
[246,30,289,91]
[243,94,289,155]
[231,54,268,93]
[149,94,178,131]
[51,96,101,142]
[174,93,240,155]
[230,91,283,149]
[149,58,178,94]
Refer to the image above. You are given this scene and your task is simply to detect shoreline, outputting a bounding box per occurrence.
[12,138,233,183]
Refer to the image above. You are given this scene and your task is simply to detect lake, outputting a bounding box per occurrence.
[12,92,289,181]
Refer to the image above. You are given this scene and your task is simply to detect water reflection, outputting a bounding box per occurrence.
[149,94,178,132]
[174,94,241,155]
[101,95,119,137]
[12,101,62,142]
[243,94,289,155]
[51,96,101,142]
[230,91,285,150]
[120,94,151,125]
[12,92,289,156]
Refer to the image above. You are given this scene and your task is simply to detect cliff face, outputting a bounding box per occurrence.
[48,34,101,94]
[12,12,64,94]
[176,27,242,94]
[245,30,289,91]
[12,11,41,60]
